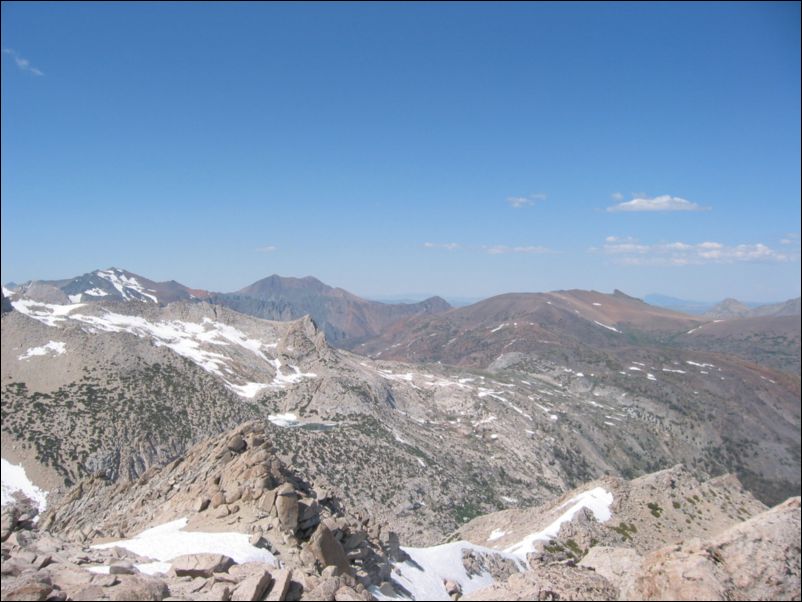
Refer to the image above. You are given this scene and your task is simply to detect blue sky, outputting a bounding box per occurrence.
[2,2,800,302]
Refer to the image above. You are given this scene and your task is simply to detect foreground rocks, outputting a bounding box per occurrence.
[466,496,802,601]
[1,508,372,601]
[3,422,387,601]
[3,421,799,602]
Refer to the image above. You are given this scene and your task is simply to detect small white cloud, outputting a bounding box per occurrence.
[610,192,624,201]
[3,48,44,76]
[607,194,707,212]
[780,233,800,245]
[422,242,461,250]
[483,245,552,255]
[507,193,546,208]
[594,236,796,265]
[256,245,278,253]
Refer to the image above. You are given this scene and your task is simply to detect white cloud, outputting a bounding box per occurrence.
[507,193,546,208]
[780,233,800,245]
[256,245,277,253]
[596,236,796,265]
[606,194,707,212]
[483,245,552,255]
[610,192,624,201]
[2,48,44,76]
[422,242,461,250]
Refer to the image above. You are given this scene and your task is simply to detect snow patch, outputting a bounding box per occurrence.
[383,541,522,601]
[93,517,276,567]
[504,487,613,559]
[487,529,506,542]
[1,458,48,513]
[18,341,66,360]
[10,299,86,327]
[84,287,110,297]
[96,269,158,303]
[593,321,620,333]
[268,413,300,428]
[686,360,715,368]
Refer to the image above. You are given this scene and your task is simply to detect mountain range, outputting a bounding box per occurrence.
[2,266,800,601]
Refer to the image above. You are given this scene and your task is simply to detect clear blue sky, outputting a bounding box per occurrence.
[2,2,800,302]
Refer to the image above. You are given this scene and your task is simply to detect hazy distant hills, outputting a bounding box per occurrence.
[207,274,452,347]
[703,297,801,320]
[646,293,801,319]
[356,288,704,366]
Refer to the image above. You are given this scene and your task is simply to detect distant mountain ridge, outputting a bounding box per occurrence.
[197,274,452,348]
[645,293,801,318]
[703,296,801,319]
[4,269,452,349]
[6,267,204,305]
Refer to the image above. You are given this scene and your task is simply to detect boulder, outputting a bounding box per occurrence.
[108,574,169,601]
[109,560,137,575]
[0,573,53,601]
[231,568,273,601]
[171,553,235,577]
[227,435,247,453]
[275,484,299,532]
[265,568,292,601]
[1,506,19,542]
[309,523,352,577]
[226,487,243,505]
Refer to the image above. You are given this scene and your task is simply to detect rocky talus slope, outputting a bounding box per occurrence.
[3,422,393,601]
[454,466,800,601]
[2,426,799,601]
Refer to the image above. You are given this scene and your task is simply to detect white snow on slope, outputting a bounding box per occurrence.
[487,529,506,542]
[18,341,66,360]
[11,300,315,398]
[268,413,301,427]
[84,287,109,297]
[1,458,48,512]
[93,517,276,572]
[593,320,620,333]
[490,323,508,333]
[269,358,317,386]
[662,367,687,374]
[504,487,613,558]
[228,382,271,399]
[381,541,522,601]
[10,299,86,327]
[686,360,715,368]
[2,286,15,297]
[96,269,158,303]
